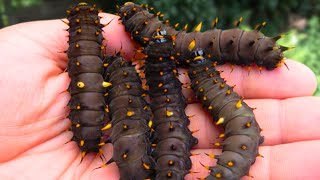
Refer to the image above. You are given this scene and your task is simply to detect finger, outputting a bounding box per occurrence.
[0,14,137,62]
[179,60,317,99]
[100,13,138,59]
[186,140,320,179]
[187,96,320,149]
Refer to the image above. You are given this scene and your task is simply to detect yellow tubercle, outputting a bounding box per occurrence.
[188,39,196,51]
[124,2,134,5]
[77,82,85,88]
[143,163,150,170]
[126,111,135,117]
[206,153,215,158]
[215,173,222,178]
[166,110,173,117]
[98,142,105,146]
[183,24,188,31]
[81,151,86,158]
[236,99,243,109]
[80,140,84,147]
[122,153,128,159]
[241,145,247,150]
[227,161,234,166]
[148,120,153,128]
[216,117,224,125]
[101,123,112,131]
[78,2,87,6]
[102,81,112,88]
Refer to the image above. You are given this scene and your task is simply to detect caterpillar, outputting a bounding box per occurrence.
[119,2,290,70]
[187,44,264,180]
[65,2,112,158]
[144,30,198,179]
[103,54,155,179]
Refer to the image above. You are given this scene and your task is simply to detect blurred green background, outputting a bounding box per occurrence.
[1,0,319,95]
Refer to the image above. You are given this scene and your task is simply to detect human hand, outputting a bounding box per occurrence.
[0,13,319,180]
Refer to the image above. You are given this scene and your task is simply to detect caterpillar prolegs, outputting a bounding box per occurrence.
[188,47,264,180]
[103,54,155,179]
[119,2,290,70]
[66,2,112,157]
[144,30,198,179]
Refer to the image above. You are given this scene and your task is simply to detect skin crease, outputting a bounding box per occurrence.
[0,13,319,180]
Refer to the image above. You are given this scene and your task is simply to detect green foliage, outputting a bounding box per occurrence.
[279,16,320,96]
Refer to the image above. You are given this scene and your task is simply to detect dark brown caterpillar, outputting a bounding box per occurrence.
[188,46,264,180]
[144,30,198,179]
[103,54,155,179]
[66,2,111,158]
[119,2,290,70]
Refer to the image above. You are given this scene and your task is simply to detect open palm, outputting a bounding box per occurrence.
[0,13,319,180]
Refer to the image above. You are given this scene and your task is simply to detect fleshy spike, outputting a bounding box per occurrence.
[101,123,112,131]
[182,24,189,31]
[254,22,267,31]
[194,22,202,32]
[102,81,112,88]
[216,117,224,125]
[211,17,219,28]
[188,39,196,51]
[199,162,210,170]
[204,153,215,158]
[235,17,243,27]
[61,19,69,26]
[280,45,295,52]
[273,33,287,41]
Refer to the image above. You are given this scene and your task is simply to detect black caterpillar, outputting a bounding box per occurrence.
[103,54,155,179]
[188,45,264,180]
[119,2,290,70]
[66,2,111,157]
[144,30,198,179]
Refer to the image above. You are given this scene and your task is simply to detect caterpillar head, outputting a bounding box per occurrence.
[144,29,176,58]
[150,29,169,44]
[190,48,207,64]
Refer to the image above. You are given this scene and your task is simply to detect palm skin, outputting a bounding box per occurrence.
[0,13,319,180]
